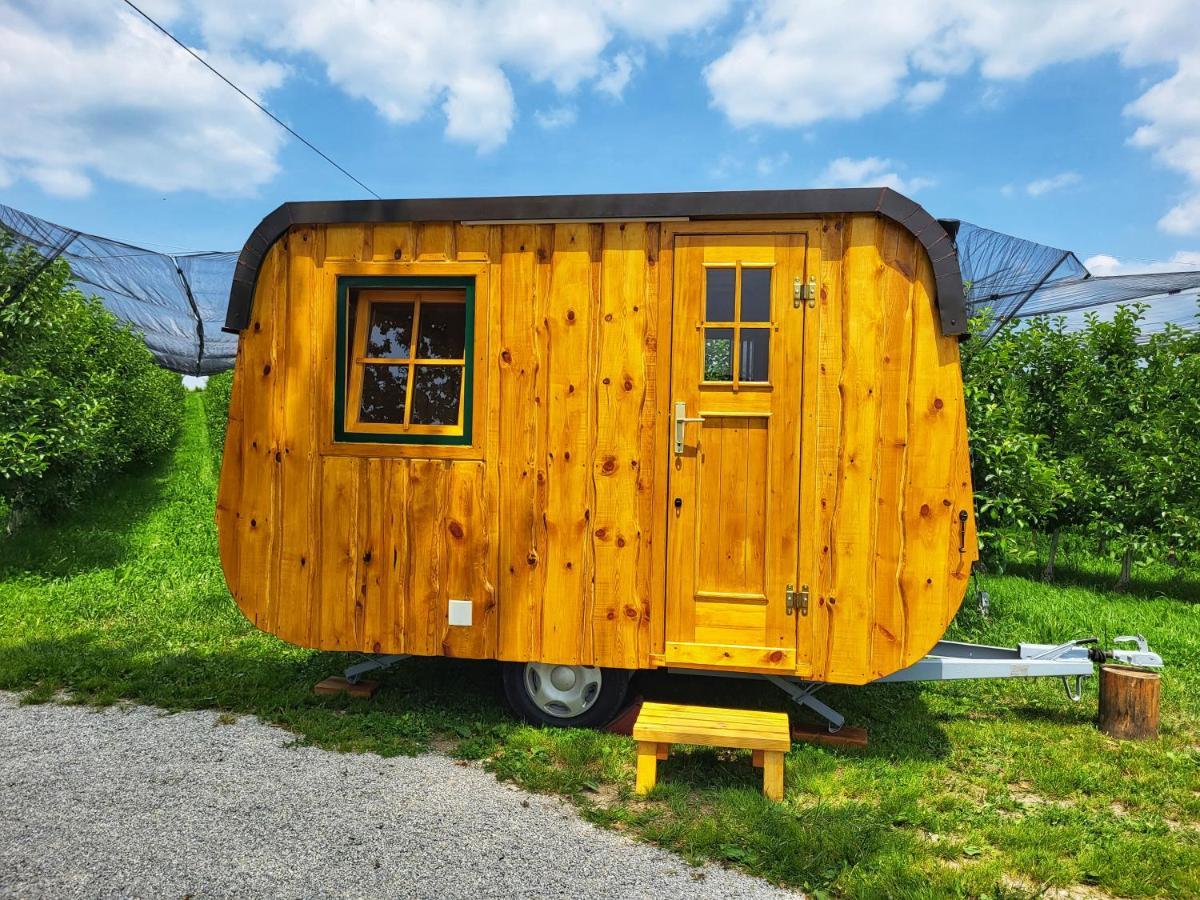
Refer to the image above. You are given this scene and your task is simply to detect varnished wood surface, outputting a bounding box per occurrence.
[215,214,977,684]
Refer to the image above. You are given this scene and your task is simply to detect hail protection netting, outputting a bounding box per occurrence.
[950,219,1200,339]
[0,203,236,374]
[3,203,1199,371]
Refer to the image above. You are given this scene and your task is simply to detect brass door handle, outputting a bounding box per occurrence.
[674,401,705,454]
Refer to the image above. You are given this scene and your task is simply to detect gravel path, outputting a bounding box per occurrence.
[0,692,797,899]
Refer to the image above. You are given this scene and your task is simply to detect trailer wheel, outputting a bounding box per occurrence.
[501,662,631,729]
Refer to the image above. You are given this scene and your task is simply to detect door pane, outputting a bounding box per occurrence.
[411,365,463,425]
[359,364,408,422]
[366,303,414,358]
[739,328,770,381]
[741,268,772,322]
[417,301,466,359]
[703,328,734,381]
[705,268,735,321]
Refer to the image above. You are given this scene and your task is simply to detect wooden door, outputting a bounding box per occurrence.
[665,233,812,673]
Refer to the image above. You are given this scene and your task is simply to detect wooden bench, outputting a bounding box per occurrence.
[632,702,791,800]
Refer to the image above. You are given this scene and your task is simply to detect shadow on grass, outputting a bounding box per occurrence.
[1,626,953,765]
[628,669,953,763]
[0,455,172,580]
[999,558,1200,604]
[0,629,514,756]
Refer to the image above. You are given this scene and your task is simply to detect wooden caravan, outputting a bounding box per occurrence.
[217,188,978,726]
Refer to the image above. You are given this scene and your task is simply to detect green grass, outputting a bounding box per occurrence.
[2,393,1198,898]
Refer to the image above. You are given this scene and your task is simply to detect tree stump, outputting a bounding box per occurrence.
[1098,665,1160,740]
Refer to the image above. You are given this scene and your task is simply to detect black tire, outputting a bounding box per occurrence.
[501,662,632,729]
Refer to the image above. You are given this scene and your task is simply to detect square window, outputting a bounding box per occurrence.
[359,364,409,423]
[739,328,770,381]
[740,268,772,322]
[705,268,735,321]
[366,302,414,358]
[336,277,476,445]
[411,365,463,425]
[704,327,734,381]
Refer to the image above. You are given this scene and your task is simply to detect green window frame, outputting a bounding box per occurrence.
[334,275,476,446]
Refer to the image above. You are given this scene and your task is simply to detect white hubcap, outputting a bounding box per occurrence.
[524,663,602,718]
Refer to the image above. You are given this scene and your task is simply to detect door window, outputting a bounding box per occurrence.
[702,264,774,386]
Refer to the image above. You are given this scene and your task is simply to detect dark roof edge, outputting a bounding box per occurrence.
[223,188,966,336]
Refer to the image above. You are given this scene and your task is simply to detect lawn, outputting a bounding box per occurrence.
[2,392,1198,898]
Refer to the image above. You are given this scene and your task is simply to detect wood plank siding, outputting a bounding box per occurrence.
[216,215,977,685]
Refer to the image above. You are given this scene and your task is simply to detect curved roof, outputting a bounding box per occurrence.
[223,187,966,336]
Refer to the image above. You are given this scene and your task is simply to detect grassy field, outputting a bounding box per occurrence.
[2,392,1198,898]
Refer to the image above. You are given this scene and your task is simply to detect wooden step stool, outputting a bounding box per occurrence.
[632,702,791,800]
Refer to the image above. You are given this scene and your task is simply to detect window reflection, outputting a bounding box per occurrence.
[359,364,408,423]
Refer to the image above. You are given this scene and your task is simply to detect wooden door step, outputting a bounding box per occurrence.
[313,676,380,699]
[632,702,791,800]
[791,722,868,748]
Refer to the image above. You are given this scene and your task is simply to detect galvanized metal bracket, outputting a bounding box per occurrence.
[785,584,809,616]
[344,653,410,684]
[766,676,845,732]
[793,275,818,308]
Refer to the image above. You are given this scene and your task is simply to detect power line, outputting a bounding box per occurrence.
[120,0,381,200]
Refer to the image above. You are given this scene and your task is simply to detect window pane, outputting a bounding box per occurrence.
[359,364,408,423]
[411,365,463,425]
[705,268,735,321]
[741,268,772,322]
[417,301,466,359]
[367,302,414,358]
[740,328,770,381]
[704,328,734,381]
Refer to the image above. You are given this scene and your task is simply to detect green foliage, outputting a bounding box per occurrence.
[963,304,1200,573]
[203,370,233,468]
[1,398,1198,898]
[961,312,1070,564]
[0,234,185,524]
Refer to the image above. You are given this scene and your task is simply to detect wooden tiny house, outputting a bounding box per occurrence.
[217,189,977,721]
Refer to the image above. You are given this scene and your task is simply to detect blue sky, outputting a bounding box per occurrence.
[2,1,1199,275]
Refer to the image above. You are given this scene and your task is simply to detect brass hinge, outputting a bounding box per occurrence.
[792,276,818,308]
[785,583,810,616]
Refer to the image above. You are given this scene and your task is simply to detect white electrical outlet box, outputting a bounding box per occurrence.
[448,599,473,627]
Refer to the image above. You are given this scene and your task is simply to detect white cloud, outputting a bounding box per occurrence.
[534,105,578,130]
[0,1,285,198]
[0,0,732,195]
[1084,250,1200,275]
[1125,54,1200,234]
[1026,172,1082,197]
[601,0,732,40]
[1158,195,1200,236]
[904,79,945,110]
[595,50,645,99]
[756,152,790,176]
[442,68,515,153]
[706,0,1200,233]
[194,1,722,151]
[818,156,934,195]
[706,0,943,128]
